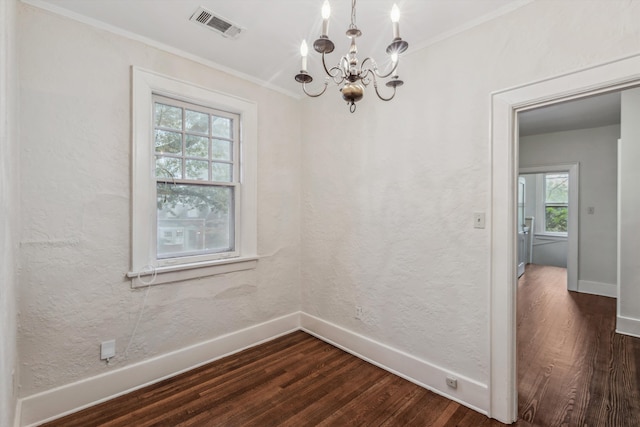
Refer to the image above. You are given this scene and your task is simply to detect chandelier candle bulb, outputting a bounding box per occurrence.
[300,40,309,72]
[391,4,400,39]
[321,0,331,37]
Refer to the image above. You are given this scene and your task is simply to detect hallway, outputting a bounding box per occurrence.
[517,264,640,426]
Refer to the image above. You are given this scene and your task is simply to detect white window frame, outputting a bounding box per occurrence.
[535,172,569,237]
[128,67,257,287]
[153,94,240,263]
[543,172,569,236]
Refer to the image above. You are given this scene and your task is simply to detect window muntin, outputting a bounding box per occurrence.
[153,95,240,263]
[544,173,568,234]
[130,68,258,287]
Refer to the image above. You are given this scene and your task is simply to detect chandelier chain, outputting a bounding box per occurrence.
[350,0,357,29]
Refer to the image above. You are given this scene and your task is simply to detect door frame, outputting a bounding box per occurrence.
[519,164,579,291]
[489,53,640,423]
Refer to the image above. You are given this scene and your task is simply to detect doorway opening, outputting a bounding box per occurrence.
[514,92,622,423]
[517,164,579,292]
[489,53,640,423]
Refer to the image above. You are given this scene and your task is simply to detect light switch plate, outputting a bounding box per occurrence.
[473,212,486,229]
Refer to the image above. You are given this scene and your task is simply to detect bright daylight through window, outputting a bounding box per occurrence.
[130,68,257,287]
[154,95,239,260]
[544,173,568,234]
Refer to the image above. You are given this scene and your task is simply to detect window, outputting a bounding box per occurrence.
[154,95,239,261]
[543,173,568,234]
[130,68,257,287]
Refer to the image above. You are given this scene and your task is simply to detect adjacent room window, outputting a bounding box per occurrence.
[543,173,569,234]
[130,68,257,287]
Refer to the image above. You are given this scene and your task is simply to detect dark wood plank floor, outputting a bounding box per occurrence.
[42,331,502,427]
[41,263,640,426]
[516,264,640,426]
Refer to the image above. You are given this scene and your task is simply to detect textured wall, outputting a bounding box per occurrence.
[0,0,19,424]
[301,0,640,385]
[0,0,19,423]
[17,4,301,397]
[16,0,640,410]
[520,125,620,284]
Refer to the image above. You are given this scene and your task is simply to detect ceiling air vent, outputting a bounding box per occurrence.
[190,7,243,39]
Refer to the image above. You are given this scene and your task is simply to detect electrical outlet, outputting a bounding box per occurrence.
[101,339,116,360]
[355,306,363,320]
[446,376,458,389]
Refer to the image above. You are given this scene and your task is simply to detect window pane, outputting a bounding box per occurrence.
[545,206,568,233]
[185,110,209,134]
[155,130,182,154]
[185,159,208,180]
[155,103,182,130]
[157,183,234,258]
[212,162,232,182]
[212,116,232,138]
[212,139,231,161]
[155,156,182,179]
[185,135,208,158]
[545,174,568,203]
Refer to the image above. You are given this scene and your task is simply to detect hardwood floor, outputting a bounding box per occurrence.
[516,264,640,426]
[41,331,502,427]
[41,264,640,426]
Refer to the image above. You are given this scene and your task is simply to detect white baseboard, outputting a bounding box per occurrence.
[299,313,489,415]
[617,315,640,339]
[578,280,617,298]
[16,312,301,427]
[16,311,490,426]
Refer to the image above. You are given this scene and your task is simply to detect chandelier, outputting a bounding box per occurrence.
[295,0,409,113]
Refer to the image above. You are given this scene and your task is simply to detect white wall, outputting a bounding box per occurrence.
[301,0,640,402]
[0,0,19,425]
[520,125,619,287]
[12,0,640,423]
[17,1,301,403]
[619,88,640,336]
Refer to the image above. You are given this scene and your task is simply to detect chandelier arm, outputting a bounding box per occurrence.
[358,63,373,85]
[373,80,397,102]
[328,67,347,85]
[360,57,372,69]
[359,68,375,86]
[374,60,398,79]
[323,54,347,84]
[321,52,335,77]
[302,80,329,98]
[361,57,398,79]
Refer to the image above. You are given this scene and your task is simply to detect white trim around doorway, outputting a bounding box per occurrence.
[490,53,640,423]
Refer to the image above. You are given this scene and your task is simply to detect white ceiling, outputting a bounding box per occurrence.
[518,91,622,137]
[27,0,618,134]
[25,0,530,96]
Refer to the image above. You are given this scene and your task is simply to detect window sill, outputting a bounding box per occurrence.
[127,256,259,288]
[534,233,568,241]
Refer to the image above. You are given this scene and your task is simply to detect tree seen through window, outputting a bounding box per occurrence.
[544,173,568,233]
